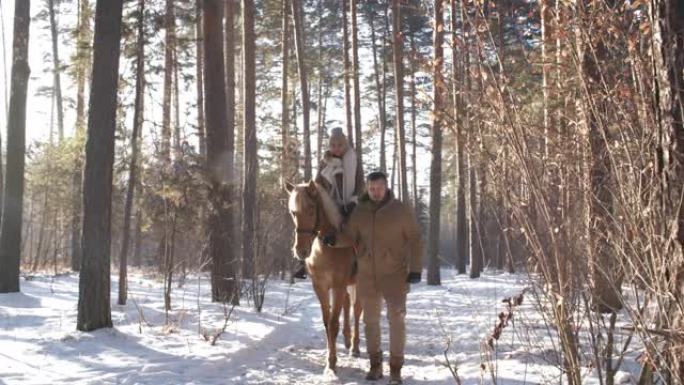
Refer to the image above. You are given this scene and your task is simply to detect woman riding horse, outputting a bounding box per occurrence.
[293,127,364,279]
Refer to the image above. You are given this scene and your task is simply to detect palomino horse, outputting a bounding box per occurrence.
[285,180,362,373]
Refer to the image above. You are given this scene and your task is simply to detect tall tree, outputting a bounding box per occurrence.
[242,0,257,280]
[368,6,386,173]
[381,4,390,173]
[350,0,362,172]
[391,0,409,201]
[225,0,236,179]
[76,0,124,331]
[48,0,64,141]
[204,0,237,303]
[577,0,621,313]
[342,0,353,141]
[118,0,146,306]
[195,0,206,158]
[0,1,3,228]
[427,0,444,286]
[410,36,418,206]
[653,0,684,376]
[0,0,30,293]
[280,0,291,183]
[291,0,311,180]
[161,0,176,163]
[70,0,91,272]
[314,0,324,166]
[224,0,238,305]
[452,0,467,275]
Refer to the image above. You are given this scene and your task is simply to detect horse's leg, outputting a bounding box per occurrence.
[342,289,352,350]
[312,281,333,369]
[327,286,346,372]
[350,284,362,357]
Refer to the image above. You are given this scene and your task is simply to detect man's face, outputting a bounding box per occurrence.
[368,179,388,202]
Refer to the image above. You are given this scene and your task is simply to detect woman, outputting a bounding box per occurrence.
[294,127,364,279]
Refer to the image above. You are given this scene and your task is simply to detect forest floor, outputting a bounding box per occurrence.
[0,269,640,385]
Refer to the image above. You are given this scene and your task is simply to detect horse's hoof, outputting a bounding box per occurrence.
[350,349,361,358]
[323,366,337,379]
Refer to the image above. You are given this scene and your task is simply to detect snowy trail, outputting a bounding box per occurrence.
[0,269,588,385]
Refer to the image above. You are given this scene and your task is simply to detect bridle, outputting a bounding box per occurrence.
[294,190,321,239]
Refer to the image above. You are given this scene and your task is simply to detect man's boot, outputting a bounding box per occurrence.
[388,356,404,385]
[365,351,383,381]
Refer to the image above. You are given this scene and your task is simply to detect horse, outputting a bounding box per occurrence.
[284,180,362,373]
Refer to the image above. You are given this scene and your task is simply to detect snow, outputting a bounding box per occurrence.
[0,269,639,384]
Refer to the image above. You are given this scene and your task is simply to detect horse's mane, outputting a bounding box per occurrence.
[288,181,342,230]
[315,182,343,230]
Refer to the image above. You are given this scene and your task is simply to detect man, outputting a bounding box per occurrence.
[342,171,423,384]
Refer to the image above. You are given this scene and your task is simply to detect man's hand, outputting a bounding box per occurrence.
[406,272,421,284]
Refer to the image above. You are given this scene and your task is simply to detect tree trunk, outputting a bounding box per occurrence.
[0,2,5,227]
[70,0,91,272]
[653,0,684,378]
[342,0,353,142]
[224,0,238,305]
[242,0,257,281]
[0,0,30,293]
[118,0,145,306]
[281,0,291,183]
[350,0,362,173]
[468,157,481,278]
[133,207,143,266]
[161,0,175,163]
[0,113,3,232]
[427,0,444,286]
[391,0,408,201]
[381,4,390,174]
[452,0,467,275]
[204,0,237,304]
[196,0,206,158]
[76,0,124,331]
[48,0,64,142]
[410,36,418,207]
[369,11,386,174]
[577,0,622,314]
[291,0,311,180]
[173,45,181,158]
[225,0,236,174]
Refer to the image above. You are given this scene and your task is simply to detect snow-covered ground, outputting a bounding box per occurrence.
[0,269,639,385]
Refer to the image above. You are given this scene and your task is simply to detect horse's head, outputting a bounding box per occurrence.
[284,180,320,260]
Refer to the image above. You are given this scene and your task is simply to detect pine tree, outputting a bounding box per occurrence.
[0,0,31,293]
[204,0,237,303]
[77,0,124,331]
[427,0,444,286]
[118,0,146,306]
[70,0,92,272]
[242,0,258,281]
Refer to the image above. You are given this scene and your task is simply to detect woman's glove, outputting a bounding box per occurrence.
[342,202,356,216]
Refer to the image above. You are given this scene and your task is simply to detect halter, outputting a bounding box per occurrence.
[294,190,321,237]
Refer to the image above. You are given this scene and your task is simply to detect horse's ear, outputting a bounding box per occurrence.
[284,181,296,193]
[308,180,318,196]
